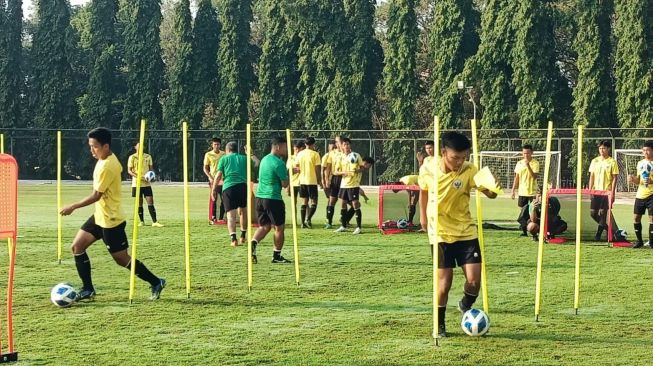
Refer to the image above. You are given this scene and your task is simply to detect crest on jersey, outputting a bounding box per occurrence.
[453,179,463,189]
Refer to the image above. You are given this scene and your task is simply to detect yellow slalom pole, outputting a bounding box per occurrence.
[574,125,583,314]
[129,120,146,303]
[247,124,253,291]
[432,116,441,344]
[534,121,554,321]
[286,129,301,286]
[471,119,489,313]
[1,133,4,153]
[182,122,191,298]
[57,131,63,264]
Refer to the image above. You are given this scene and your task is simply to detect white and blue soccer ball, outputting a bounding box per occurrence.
[616,229,627,239]
[397,218,409,229]
[638,160,653,175]
[51,283,77,308]
[143,170,156,183]
[347,152,359,164]
[461,308,490,336]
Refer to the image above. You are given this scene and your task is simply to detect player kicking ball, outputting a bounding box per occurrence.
[60,128,165,301]
[428,132,498,337]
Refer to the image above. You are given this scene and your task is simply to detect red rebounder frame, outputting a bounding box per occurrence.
[378,184,421,234]
[0,154,18,363]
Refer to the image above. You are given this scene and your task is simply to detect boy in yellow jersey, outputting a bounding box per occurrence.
[398,174,419,225]
[296,137,322,228]
[417,140,435,232]
[286,141,305,223]
[588,140,619,241]
[127,143,163,227]
[627,141,653,248]
[60,128,165,301]
[203,137,226,224]
[333,137,375,234]
[511,144,539,236]
[325,136,346,228]
[321,141,336,198]
[427,132,498,337]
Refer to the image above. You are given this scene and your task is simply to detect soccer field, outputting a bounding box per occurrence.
[8,183,653,365]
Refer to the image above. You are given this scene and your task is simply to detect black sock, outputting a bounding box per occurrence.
[219,202,225,220]
[252,240,258,255]
[438,306,446,327]
[340,209,347,226]
[241,230,246,239]
[408,205,416,223]
[273,249,281,259]
[230,233,237,242]
[345,208,356,226]
[148,205,157,223]
[211,199,217,220]
[301,205,307,224]
[635,222,643,243]
[355,208,362,228]
[138,207,144,223]
[649,223,653,244]
[327,205,334,225]
[596,225,604,237]
[74,252,94,291]
[461,291,479,309]
[308,205,317,222]
[127,260,159,287]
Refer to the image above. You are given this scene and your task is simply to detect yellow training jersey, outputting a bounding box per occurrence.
[418,155,435,191]
[588,156,618,191]
[340,152,364,188]
[297,148,321,185]
[427,161,478,244]
[329,150,344,174]
[203,150,225,177]
[287,154,300,187]
[514,159,539,197]
[127,153,153,188]
[93,153,124,228]
[636,159,653,199]
[400,175,419,185]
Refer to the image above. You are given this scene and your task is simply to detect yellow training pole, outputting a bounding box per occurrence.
[247,124,253,291]
[574,125,583,314]
[182,122,191,298]
[432,116,441,344]
[57,131,63,264]
[471,119,489,313]
[286,129,301,286]
[1,133,4,153]
[535,121,554,321]
[129,119,146,303]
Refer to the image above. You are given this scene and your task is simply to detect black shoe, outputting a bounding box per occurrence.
[594,234,602,241]
[437,323,446,338]
[532,235,539,242]
[251,254,258,264]
[301,223,308,229]
[520,232,528,237]
[150,278,166,300]
[633,241,644,249]
[305,221,312,229]
[75,288,96,302]
[457,300,471,314]
[272,256,292,264]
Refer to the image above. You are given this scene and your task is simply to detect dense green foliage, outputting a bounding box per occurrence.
[0,0,22,128]
[192,0,220,130]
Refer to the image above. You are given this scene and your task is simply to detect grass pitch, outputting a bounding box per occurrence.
[7,183,653,365]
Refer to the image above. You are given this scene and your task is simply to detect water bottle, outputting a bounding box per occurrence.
[643,170,650,188]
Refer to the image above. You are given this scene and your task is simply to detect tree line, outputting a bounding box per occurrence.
[0,0,646,180]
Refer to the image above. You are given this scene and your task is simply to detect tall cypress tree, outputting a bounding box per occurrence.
[121,0,164,130]
[217,0,254,130]
[164,0,195,129]
[614,0,653,130]
[573,0,615,128]
[429,0,479,129]
[192,0,220,130]
[0,0,8,127]
[0,0,22,128]
[258,0,299,130]
[381,0,418,181]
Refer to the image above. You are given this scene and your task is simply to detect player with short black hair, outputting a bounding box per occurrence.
[333,140,374,234]
[60,127,165,301]
[526,194,567,241]
[511,144,539,236]
[429,131,498,337]
[204,137,226,224]
[324,136,346,228]
[628,140,653,248]
[417,140,435,232]
[287,141,305,222]
[251,136,291,264]
[588,140,619,240]
[296,136,322,228]
[127,143,163,227]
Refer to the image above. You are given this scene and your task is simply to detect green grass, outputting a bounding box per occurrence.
[8,183,653,365]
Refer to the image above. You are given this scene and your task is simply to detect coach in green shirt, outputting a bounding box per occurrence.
[251,136,290,264]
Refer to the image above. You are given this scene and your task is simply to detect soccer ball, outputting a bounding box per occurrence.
[616,229,627,240]
[143,170,156,182]
[51,283,77,308]
[347,152,359,164]
[638,160,653,174]
[461,308,490,336]
[397,218,409,229]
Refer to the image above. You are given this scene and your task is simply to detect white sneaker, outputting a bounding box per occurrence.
[645,241,650,247]
[334,226,347,233]
[352,227,362,235]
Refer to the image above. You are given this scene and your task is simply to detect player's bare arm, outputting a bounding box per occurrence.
[511,174,519,199]
[60,191,103,215]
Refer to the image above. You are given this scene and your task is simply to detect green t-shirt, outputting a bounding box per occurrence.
[256,154,289,200]
[217,153,247,190]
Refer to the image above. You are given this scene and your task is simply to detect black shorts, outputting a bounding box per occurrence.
[222,183,247,211]
[437,239,482,269]
[590,195,609,211]
[339,187,360,202]
[299,184,318,200]
[291,186,300,198]
[256,198,286,226]
[132,186,153,198]
[329,176,342,198]
[634,196,653,215]
[518,196,534,208]
[80,216,129,254]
